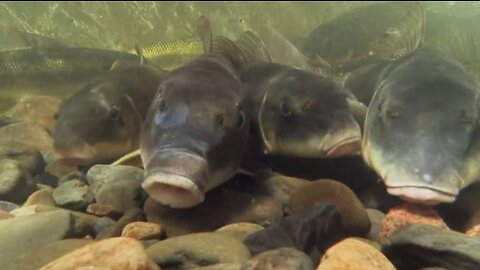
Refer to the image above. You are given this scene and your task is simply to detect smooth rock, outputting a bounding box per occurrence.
[23,189,55,207]
[0,210,13,220]
[4,239,93,270]
[0,122,54,161]
[146,232,251,267]
[122,221,165,240]
[466,224,480,238]
[254,170,310,206]
[0,141,45,174]
[0,210,73,265]
[34,173,58,188]
[0,159,37,204]
[86,203,123,219]
[4,96,61,132]
[289,179,371,236]
[52,180,94,211]
[382,224,480,270]
[381,203,447,240]
[145,188,283,237]
[216,223,264,242]
[87,164,145,213]
[10,204,56,217]
[39,237,150,270]
[249,247,314,270]
[0,201,20,211]
[244,203,346,265]
[96,208,145,240]
[366,208,385,243]
[318,238,396,270]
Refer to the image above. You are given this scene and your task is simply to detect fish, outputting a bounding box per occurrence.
[241,62,366,158]
[128,38,204,70]
[0,26,66,51]
[301,2,425,73]
[362,47,480,205]
[0,47,143,113]
[139,16,251,208]
[53,62,167,166]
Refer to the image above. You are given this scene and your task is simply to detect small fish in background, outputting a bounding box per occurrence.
[301,2,425,73]
[139,16,251,208]
[363,47,480,205]
[53,60,167,166]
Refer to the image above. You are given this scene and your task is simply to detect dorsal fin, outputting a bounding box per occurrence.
[196,16,213,54]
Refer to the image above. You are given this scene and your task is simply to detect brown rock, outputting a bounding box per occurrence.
[216,223,264,242]
[145,188,283,237]
[39,237,150,270]
[95,208,145,240]
[86,203,123,219]
[122,221,166,240]
[466,224,480,238]
[381,203,447,240]
[254,170,310,206]
[289,179,371,236]
[0,122,54,160]
[366,208,385,243]
[23,189,55,207]
[317,238,396,270]
[0,210,13,220]
[4,96,61,132]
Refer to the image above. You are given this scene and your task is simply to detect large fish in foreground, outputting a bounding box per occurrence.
[140,16,250,208]
[53,63,167,166]
[363,47,480,205]
[241,62,366,158]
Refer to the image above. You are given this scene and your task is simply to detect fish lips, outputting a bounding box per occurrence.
[54,144,97,166]
[142,149,209,208]
[386,186,457,205]
[325,136,362,158]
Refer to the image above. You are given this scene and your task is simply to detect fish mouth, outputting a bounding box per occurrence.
[142,150,209,208]
[326,136,362,157]
[386,186,457,205]
[142,171,204,208]
[54,144,96,166]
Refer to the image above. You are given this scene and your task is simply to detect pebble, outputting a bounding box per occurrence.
[0,122,54,161]
[86,203,123,219]
[381,203,447,240]
[366,208,385,243]
[0,141,45,175]
[382,224,480,269]
[317,237,396,270]
[288,179,371,236]
[244,202,346,265]
[23,189,55,207]
[216,222,264,242]
[45,161,79,183]
[254,170,310,206]
[146,232,251,267]
[96,208,145,240]
[122,221,166,240]
[145,188,283,237]
[0,159,37,204]
[3,239,93,270]
[87,164,146,213]
[39,237,151,270]
[0,210,73,266]
[52,179,94,211]
[4,95,61,132]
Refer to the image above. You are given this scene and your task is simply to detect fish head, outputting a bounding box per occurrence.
[363,75,480,205]
[140,74,249,208]
[257,69,364,158]
[53,81,142,166]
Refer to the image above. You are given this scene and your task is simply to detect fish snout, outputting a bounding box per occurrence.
[326,136,362,157]
[142,150,209,208]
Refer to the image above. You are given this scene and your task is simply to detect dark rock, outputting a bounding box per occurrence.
[382,224,480,270]
[0,159,37,204]
[146,232,251,268]
[87,165,146,213]
[366,209,385,243]
[52,180,94,211]
[96,208,145,240]
[288,179,371,236]
[33,173,59,188]
[86,203,123,220]
[0,141,45,175]
[145,188,283,237]
[243,202,346,265]
[358,182,402,213]
[253,170,309,206]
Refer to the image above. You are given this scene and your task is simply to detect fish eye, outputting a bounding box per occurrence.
[280,101,292,118]
[53,113,59,120]
[158,100,168,113]
[385,108,399,119]
[215,114,225,127]
[236,111,246,128]
[109,106,123,126]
